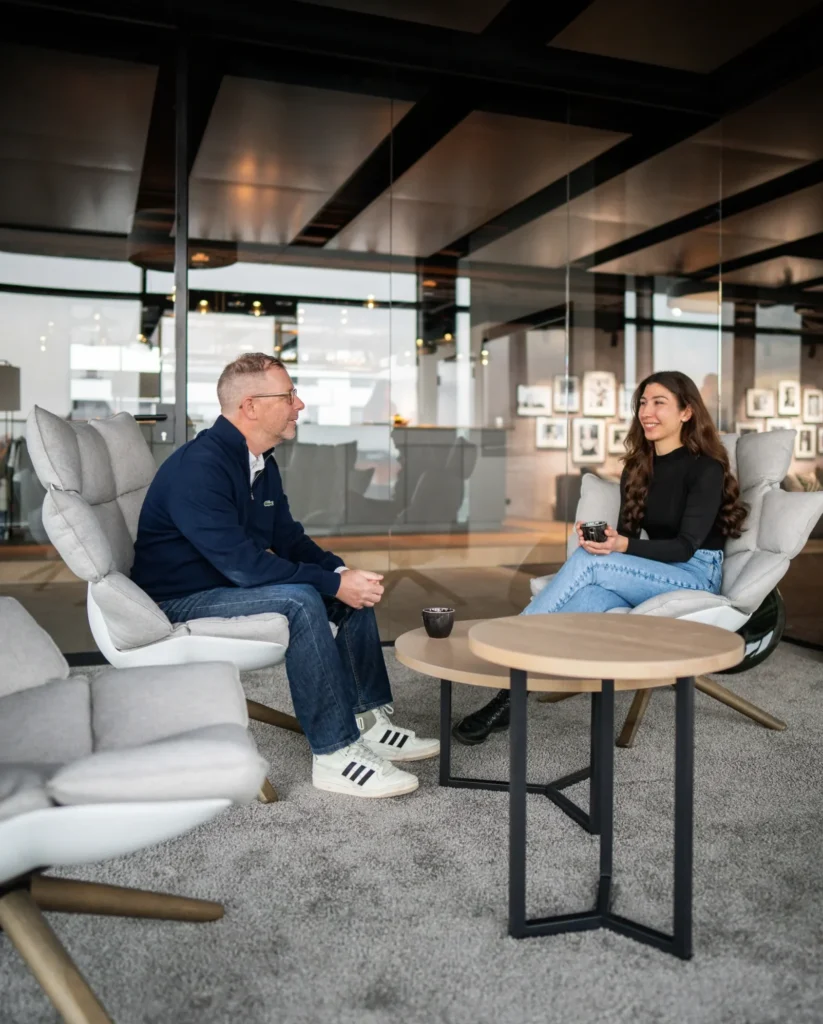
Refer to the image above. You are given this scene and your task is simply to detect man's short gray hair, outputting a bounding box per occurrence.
[217,353,285,410]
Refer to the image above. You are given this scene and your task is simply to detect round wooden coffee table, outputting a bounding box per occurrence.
[466,614,744,960]
[395,619,667,834]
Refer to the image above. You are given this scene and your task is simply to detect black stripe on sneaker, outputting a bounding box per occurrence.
[380,729,392,743]
[343,761,356,777]
[388,731,400,746]
[396,734,408,748]
[358,769,375,786]
[350,764,365,781]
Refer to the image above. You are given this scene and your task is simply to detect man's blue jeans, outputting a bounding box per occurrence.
[523,546,724,615]
[158,585,392,755]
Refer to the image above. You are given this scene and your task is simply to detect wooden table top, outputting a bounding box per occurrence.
[394,620,681,693]
[468,614,744,684]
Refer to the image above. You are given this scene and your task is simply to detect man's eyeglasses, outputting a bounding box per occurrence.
[245,389,298,405]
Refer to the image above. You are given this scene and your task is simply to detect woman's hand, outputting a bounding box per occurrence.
[579,525,628,556]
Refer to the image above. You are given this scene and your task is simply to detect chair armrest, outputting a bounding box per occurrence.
[629,591,732,617]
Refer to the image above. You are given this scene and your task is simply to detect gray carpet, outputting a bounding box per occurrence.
[2,644,823,1024]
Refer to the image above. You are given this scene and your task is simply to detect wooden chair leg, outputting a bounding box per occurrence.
[616,689,654,748]
[536,692,580,704]
[247,699,303,733]
[0,888,112,1024]
[695,675,787,731]
[257,778,279,803]
[29,876,223,922]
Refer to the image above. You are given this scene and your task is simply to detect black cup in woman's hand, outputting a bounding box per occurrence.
[581,520,608,543]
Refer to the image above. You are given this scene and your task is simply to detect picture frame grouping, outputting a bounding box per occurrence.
[745,384,823,426]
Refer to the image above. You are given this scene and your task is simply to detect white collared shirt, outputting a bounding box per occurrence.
[249,449,266,485]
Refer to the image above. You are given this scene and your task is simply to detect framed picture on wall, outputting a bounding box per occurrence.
[795,426,816,459]
[803,388,823,424]
[778,380,801,417]
[746,388,776,418]
[516,385,552,416]
[735,421,764,435]
[553,374,580,413]
[607,423,630,454]
[582,371,617,416]
[766,418,794,432]
[535,416,568,450]
[572,418,605,464]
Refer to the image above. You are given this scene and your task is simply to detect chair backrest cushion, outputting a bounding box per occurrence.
[568,475,621,558]
[26,406,156,580]
[0,596,69,698]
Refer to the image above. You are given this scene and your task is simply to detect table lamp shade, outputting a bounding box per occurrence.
[0,364,20,412]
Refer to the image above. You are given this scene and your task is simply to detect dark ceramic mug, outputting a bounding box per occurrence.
[421,607,455,639]
[581,520,608,543]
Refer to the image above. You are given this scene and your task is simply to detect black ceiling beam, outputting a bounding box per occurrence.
[426,2,823,269]
[712,2,823,113]
[481,0,595,41]
[579,157,823,273]
[129,41,224,258]
[290,0,599,248]
[3,0,714,115]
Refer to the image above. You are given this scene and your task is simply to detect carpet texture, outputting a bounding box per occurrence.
[2,644,822,1024]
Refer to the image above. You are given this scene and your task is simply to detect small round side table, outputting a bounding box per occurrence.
[468,613,744,960]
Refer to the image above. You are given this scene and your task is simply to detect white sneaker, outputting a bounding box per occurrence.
[357,705,440,762]
[312,739,419,798]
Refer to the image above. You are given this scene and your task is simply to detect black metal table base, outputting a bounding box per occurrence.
[438,673,696,961]
[509,670,695,961]
[439,680,600,835]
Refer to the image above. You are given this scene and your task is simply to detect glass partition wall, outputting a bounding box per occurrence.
[2,28,822,653]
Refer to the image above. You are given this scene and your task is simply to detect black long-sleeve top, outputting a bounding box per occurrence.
[617,445,725,563]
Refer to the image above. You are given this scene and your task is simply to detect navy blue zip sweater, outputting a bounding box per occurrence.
[130,415,344,602]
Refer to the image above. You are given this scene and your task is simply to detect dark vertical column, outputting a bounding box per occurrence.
[733,302,756,427]
[635,276,654,382]
[174,36,189,449]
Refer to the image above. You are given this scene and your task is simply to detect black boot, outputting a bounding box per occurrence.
[452,689,511,746]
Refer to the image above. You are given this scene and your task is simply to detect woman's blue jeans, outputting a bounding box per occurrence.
[523,547,724,615]
[159,584,392,756]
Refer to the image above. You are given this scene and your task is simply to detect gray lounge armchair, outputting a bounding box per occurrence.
[530,430,823,743]
[0,597,267,1023]
[25,405,308,799]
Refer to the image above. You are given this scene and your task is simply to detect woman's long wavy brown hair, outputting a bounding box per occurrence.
[621,371,747,538]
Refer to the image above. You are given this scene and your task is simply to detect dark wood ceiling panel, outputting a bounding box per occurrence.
[0,44,156,233]
[289,0,510,33]
[329,114,625,257]
[472,63,823,273]
[189,77,411,245]
[716,256,823,288]
[594,180,823,276]
[551,0,821,73]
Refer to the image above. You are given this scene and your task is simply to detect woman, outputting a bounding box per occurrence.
[454,370,747,745]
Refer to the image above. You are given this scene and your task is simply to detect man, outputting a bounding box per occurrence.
[131,353,438,798]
